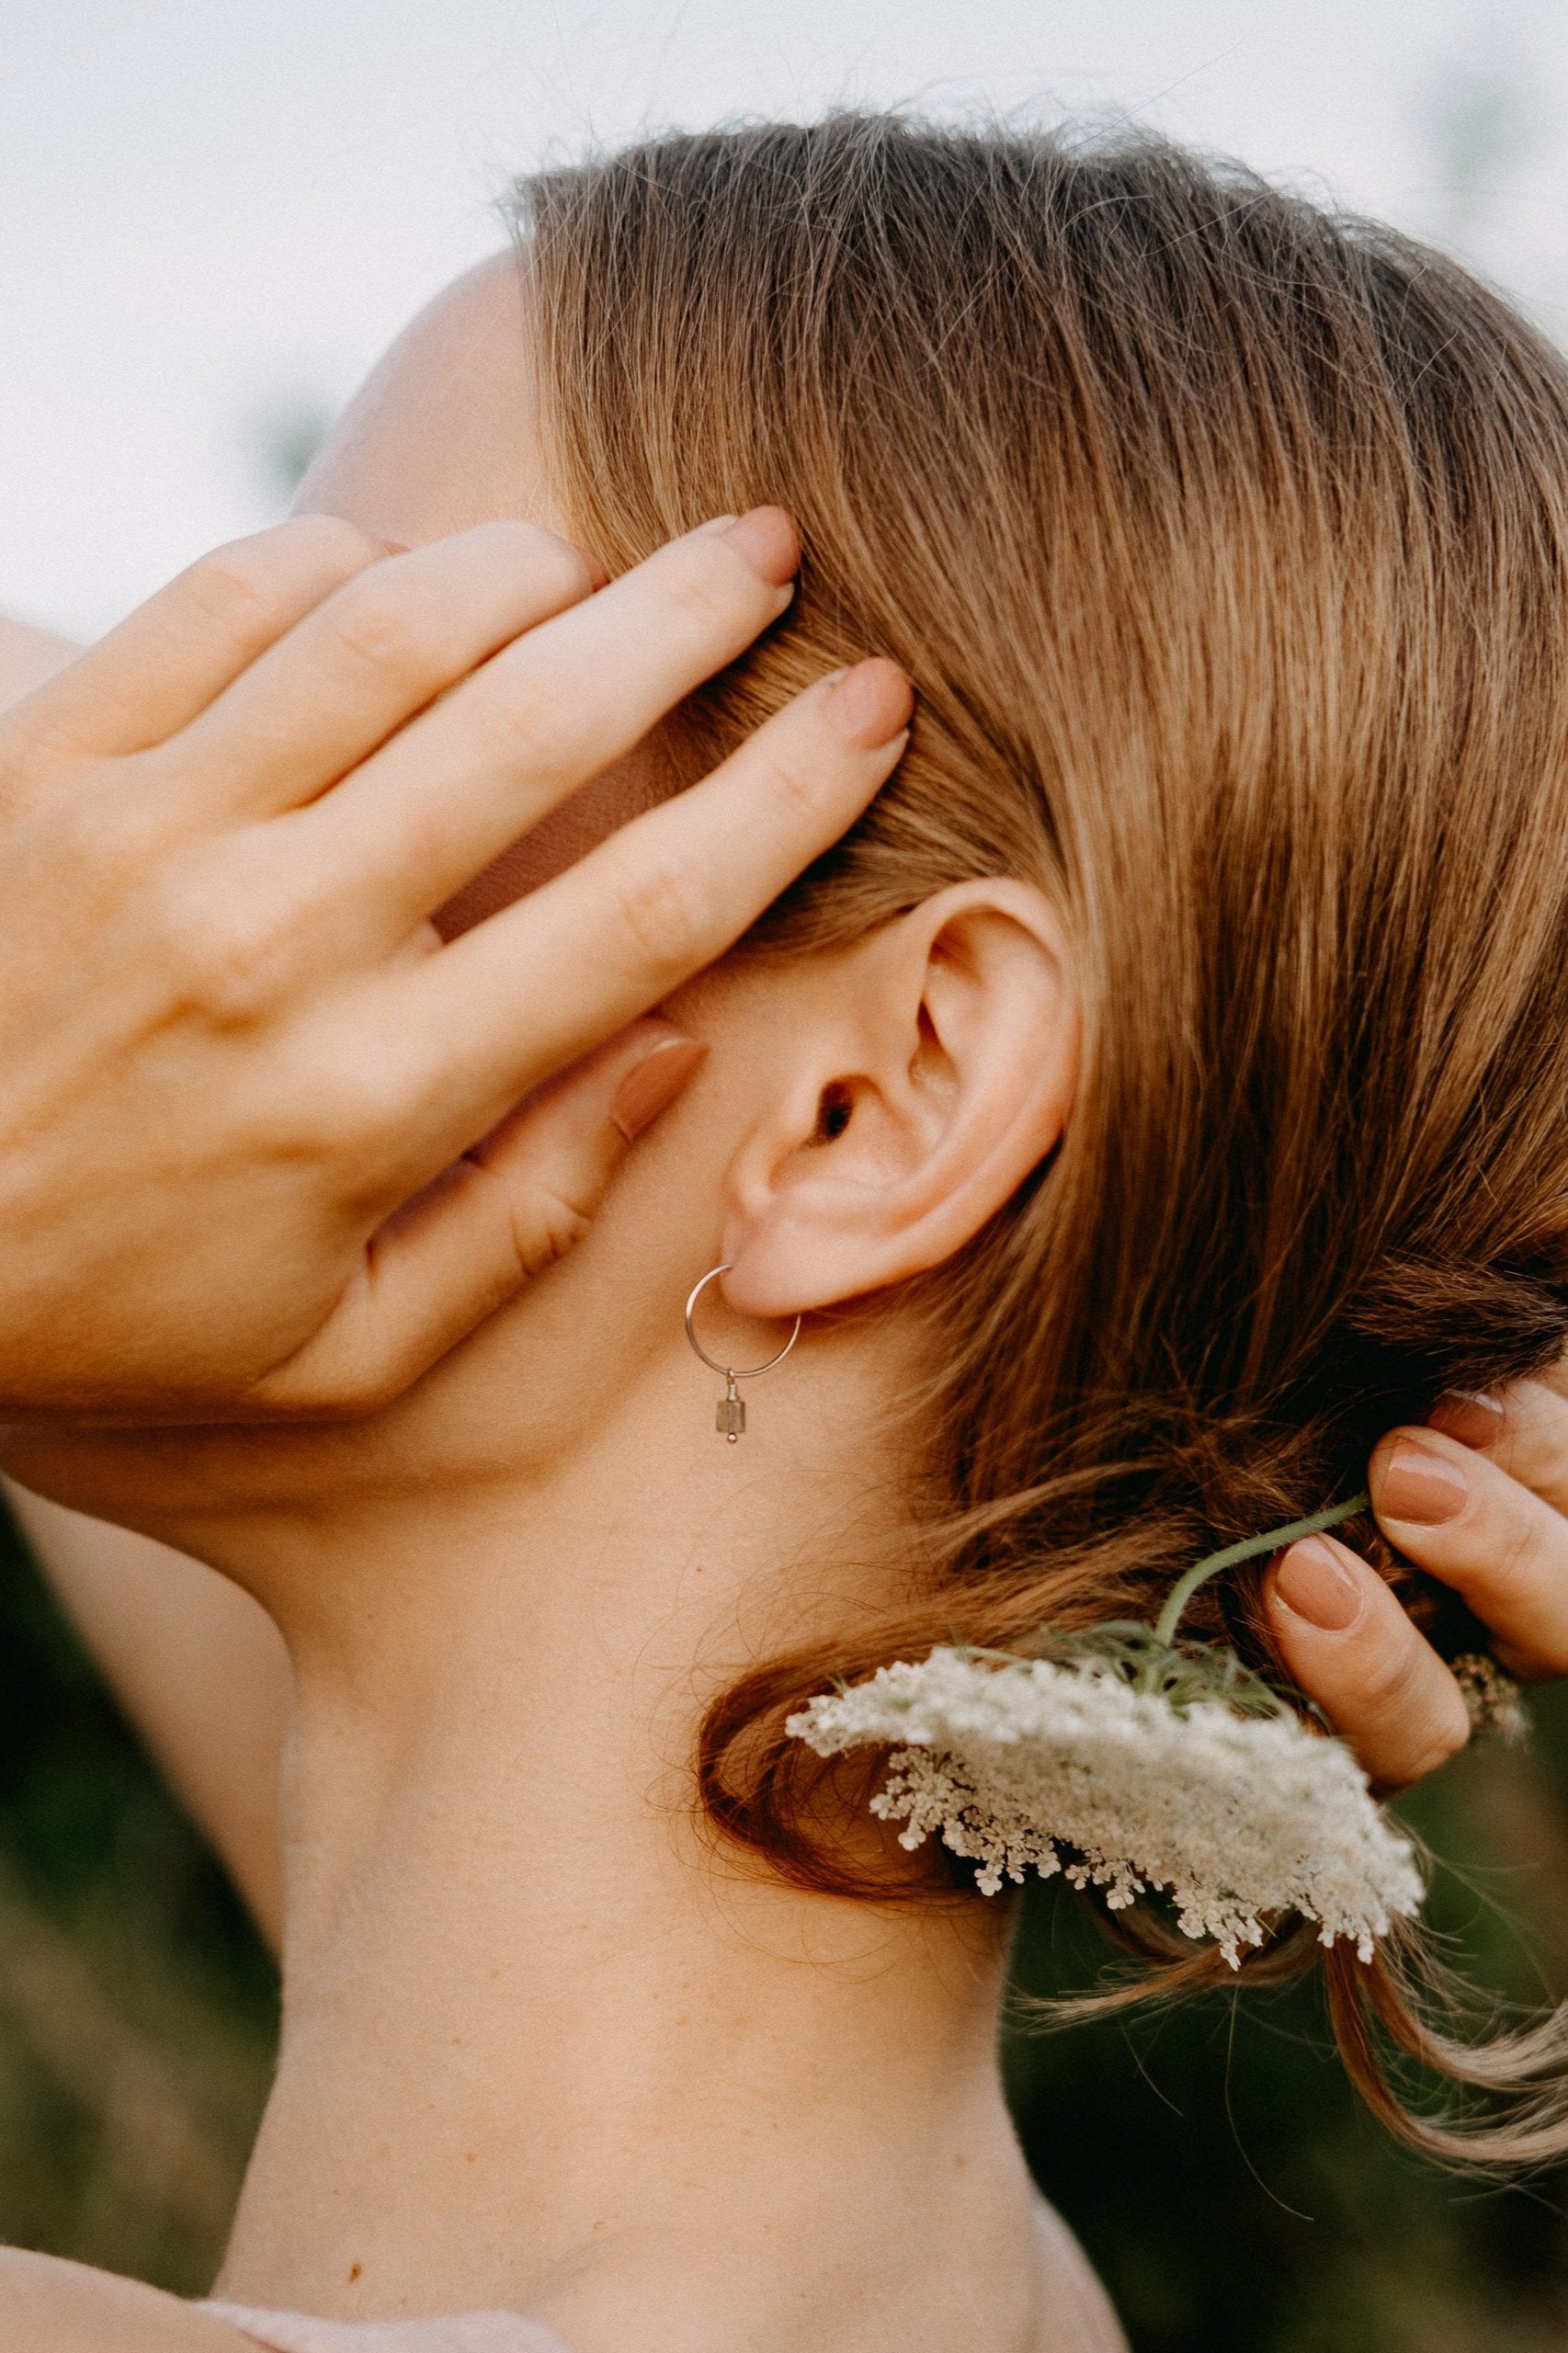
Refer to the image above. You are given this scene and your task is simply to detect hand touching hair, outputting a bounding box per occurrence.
[518,116,1568,2160]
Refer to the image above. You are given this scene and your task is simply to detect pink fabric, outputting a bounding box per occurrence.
[196,2302,573,2353]
[197,2200,1123,2353]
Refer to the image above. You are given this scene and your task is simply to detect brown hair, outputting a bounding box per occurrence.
[517,115,1568,2158]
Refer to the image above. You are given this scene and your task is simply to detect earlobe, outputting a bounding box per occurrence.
[720,880,1078,1317]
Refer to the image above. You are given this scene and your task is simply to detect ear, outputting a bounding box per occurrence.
[719,880,1078,1316]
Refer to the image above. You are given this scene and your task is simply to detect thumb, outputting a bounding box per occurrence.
[251,1022,707,1415]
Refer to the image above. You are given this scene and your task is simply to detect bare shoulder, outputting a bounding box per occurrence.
[0,2247,254,2352]
[1032,2200,1128,2353]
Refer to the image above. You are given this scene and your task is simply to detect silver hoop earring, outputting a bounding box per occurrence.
[684,1263,801,1442]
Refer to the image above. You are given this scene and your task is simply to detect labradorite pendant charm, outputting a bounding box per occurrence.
[716,1381,745,1442]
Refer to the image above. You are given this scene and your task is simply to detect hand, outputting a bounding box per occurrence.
[0,507,910,1418]
[1263,1374,1568,1787]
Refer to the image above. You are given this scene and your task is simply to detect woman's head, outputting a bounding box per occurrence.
[512,116,1568,1653]
[513,115,1568,2148]
[18,113,1568,2152]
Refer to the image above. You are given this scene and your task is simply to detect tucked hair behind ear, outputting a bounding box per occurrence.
[516,115,1568,2160]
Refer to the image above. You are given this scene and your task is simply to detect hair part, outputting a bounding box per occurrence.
[516,113,1568,2163]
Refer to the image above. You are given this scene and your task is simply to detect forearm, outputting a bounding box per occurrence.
[6,1483,290,1949]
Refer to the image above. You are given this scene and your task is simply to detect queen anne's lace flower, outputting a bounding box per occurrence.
[788,1643,1424,1965]
[1450,1651,1528,1743]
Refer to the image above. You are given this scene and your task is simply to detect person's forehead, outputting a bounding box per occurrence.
[293,252,564,548]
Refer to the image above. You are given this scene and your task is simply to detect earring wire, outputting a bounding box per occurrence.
[684,1263,801,1441]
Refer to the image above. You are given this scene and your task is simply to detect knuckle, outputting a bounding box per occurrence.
[274,510,385,574]
[604,842,713,973]
[45,775,151,870]
[661,543,748,633]
[760,738,830,824]
[326,579,426,678]
[1400,1693,1472,1786]
[31,770,185,906]
[474,519,595,604]
[1495,1496,1555,1591]
[515,1185,594,1278]
[180,519,380,645]
[166,912,278,1025]
[474,669,566,773]
[153,865,301,1026]
[1505,1378,1568,1508]
[181,540,300,640]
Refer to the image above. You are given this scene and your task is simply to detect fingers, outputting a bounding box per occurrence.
[1268,1373,1568,1790]
[155,521,599,823]
[1368,1413,1568,1677]
[1263,1534,1470,1791]
[347,657,911,1171]
[1428,1377,1568,1515]
[0,517,387,775]
[250,1024,706,1415]
[299,507,801,928]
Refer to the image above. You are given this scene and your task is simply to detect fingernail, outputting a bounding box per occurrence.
[610,1038,708,1142]
[1428,1389,1506,1449]
[1375,1438,1470,1526]
[718,506,801,586]
[823,657,915,750]
[1274,1537,1363,1631]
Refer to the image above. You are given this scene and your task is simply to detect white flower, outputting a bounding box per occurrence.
[788,1644,1424,1966]
[1450,1651,1528,1744]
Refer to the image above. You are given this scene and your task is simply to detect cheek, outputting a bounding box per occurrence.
[432,736,681,938]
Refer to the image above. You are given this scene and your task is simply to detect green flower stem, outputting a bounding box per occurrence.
[1153,1492,1371,1650]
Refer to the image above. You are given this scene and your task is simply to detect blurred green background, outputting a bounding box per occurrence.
[6,1498,1568,2350]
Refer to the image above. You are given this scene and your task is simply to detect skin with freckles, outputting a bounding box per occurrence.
[12,255,1568,1931]
[0,261,1114,2353]
[333,265,1568,1814]
[14,237,1568,2347]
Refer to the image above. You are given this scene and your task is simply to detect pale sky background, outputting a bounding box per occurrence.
[6,0,1568,638]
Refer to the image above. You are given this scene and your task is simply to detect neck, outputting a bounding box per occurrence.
[210,1406,1042,2350]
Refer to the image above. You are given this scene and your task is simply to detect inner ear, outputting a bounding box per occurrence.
[912,993,953,1092]
[812,1081,857,1143]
